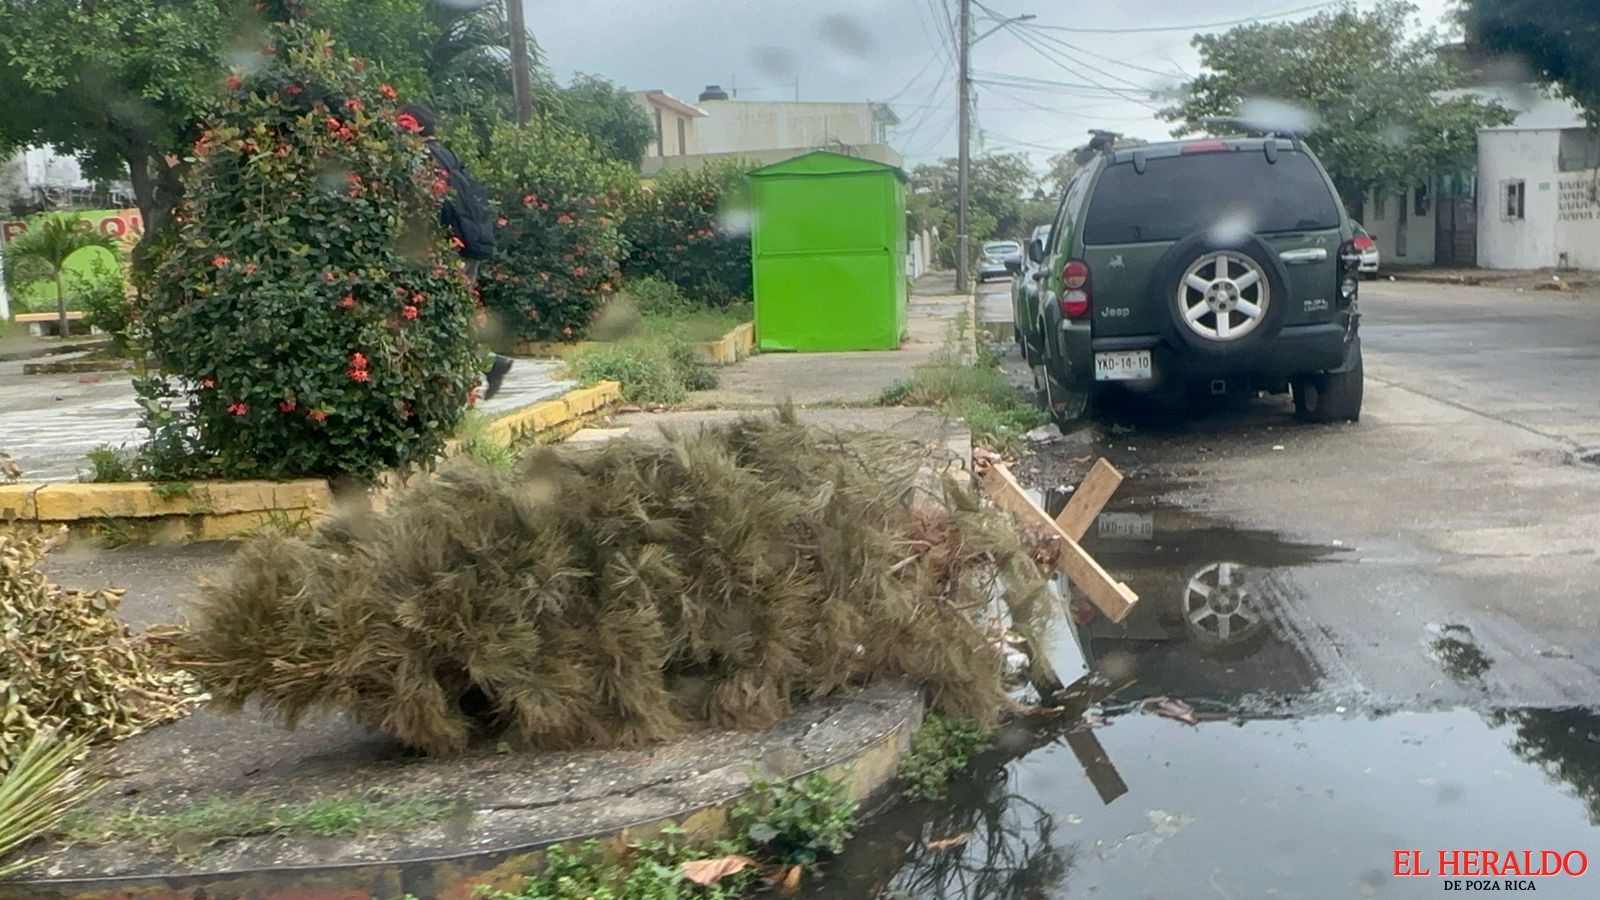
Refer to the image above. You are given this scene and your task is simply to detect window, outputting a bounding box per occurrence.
[1081,151,1341,245]
[677,117,686,155]
[1503,179,1526,220]
[1414,183,1429,217]
[1374,190,1387,219]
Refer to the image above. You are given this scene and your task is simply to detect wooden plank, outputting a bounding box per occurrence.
[978,463,1138,623]
[1065,728,1129,805]
[1055,458,1124,542]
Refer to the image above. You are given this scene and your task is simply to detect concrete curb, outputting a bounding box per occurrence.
[0,382,622,541]
[21,357,144,376]
[0,685,923,900]
[695,322,755,366]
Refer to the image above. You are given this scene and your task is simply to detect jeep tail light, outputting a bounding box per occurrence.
[1352,234,1376,252]
[1060,259,1091,319]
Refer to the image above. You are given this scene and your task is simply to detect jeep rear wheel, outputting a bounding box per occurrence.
[1294,338,1364,423]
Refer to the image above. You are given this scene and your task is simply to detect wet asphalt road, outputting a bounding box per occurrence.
[812,279,1600,899]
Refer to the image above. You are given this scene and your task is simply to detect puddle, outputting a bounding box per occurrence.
[810,708,1600,898]
[1427,623,1495,684]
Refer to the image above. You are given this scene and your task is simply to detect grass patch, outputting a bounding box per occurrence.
[642,304,751,344]
[567,334,716,405]
[62,792,449,855]
[898,713,991,800]
[881,347,1047,454]
[454,410,517,471]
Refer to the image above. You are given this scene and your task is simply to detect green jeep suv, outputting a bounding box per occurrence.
[1023,136,1363,426]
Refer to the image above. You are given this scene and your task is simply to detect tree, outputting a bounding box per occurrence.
[0,0,542,262]
[0,214,116,337]
[1459,0,1600,125]
[557,74,654,166]
[466,120,633,342]
[1044,152,1080,197]
[1160,1,1513,201]
[908,153,1037,265]
[135,22,480,480]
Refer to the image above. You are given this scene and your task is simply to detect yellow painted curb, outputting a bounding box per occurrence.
[694,321,755,366]
[483,380,622,446]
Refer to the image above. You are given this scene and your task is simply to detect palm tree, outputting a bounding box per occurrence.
[1,214,117,338]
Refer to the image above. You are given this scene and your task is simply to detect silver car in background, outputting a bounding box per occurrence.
[978,240,1022,282]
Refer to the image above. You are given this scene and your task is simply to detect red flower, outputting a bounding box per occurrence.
[395,113,423,133]
[562,326,574,337]
[401,305,419,320]
[411,292,427,304]
[239,140,258,155]
[346,172,362,186]
[600,282,613,292]
[337,127,354,140]
[244,262,259,275]
[522,194,537,205]
[308,409,328,423]
[350,351,369,370]
[430,178,450,197]
[194,133,213,155]
[449,236,465,250]
[350,368,370,383]
[344,98,363,112]
[225,74,243,91]
[200,378,216,389]
[340,294,357,309]
[571,266,588,277]
[325,116,342,130]
[556,213,574,225]
[379,84,398,100]
[278,399,297,413]
[286,84,303,96]
[496,217,508,226]
[227,401,249,416]
[212,255,231,268]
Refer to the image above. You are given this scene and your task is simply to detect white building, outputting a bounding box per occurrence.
[632,86,902,176]
[630,90,708,161]
[1476,96,1600,270]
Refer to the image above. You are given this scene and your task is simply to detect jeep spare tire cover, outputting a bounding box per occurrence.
[1149,231,1290,357]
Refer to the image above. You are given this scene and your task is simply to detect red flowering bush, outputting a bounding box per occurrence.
[135,23,481,480]
[463,121,632,343]
[621,159,754,306]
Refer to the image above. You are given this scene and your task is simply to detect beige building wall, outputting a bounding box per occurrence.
[695,100,893,155]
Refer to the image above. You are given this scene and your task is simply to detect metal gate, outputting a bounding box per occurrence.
[1435,196,1477,267]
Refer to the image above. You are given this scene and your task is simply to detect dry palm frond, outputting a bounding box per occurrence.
[0,730,100,878]
[183,413,1054,754]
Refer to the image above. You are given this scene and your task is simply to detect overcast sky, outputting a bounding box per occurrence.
[531,0,1457,172]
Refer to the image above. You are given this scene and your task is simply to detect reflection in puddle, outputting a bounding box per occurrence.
[1428,622,1495,683]
[812,709,1600,898]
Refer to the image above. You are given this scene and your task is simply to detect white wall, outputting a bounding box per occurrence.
[1362,185,1436,266]
[1478,129,1563,269]
[695,100,887,155]
[1554,170,1600,269]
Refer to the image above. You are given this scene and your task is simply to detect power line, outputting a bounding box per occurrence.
[973,71,1162,100]
[1025,1,1336,34]
[997,17,1162,107]
[1011,23,1188,82]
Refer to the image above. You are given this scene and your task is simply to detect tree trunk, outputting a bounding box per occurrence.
[54,269,69,339]
[124,144,184,274]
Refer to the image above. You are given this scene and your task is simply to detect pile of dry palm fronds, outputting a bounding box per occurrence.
[0,529,203,773]
[182,412,1053,755]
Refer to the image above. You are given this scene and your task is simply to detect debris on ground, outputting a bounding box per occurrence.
[1141,696,1198,725]
[681,854,758,885]
[181,411,1055,755]
[923,832,971,852]
[0,529,203,771]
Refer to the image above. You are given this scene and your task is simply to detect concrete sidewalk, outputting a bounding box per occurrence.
[0,354,574,483]
[676,271,971,409]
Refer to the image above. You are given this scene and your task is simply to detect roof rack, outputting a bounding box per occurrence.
[1072,129,1124,165]
[1196,116,1303,149]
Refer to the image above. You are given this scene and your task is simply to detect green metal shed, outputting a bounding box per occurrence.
[748,151,908,352]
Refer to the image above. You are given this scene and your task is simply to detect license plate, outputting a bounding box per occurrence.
[1094,350,1153,381]
[1097,512,1154,541]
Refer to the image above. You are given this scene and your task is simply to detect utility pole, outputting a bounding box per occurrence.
[955,0,972,292]
[506,0,535,127]
[955,4,1035,292]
